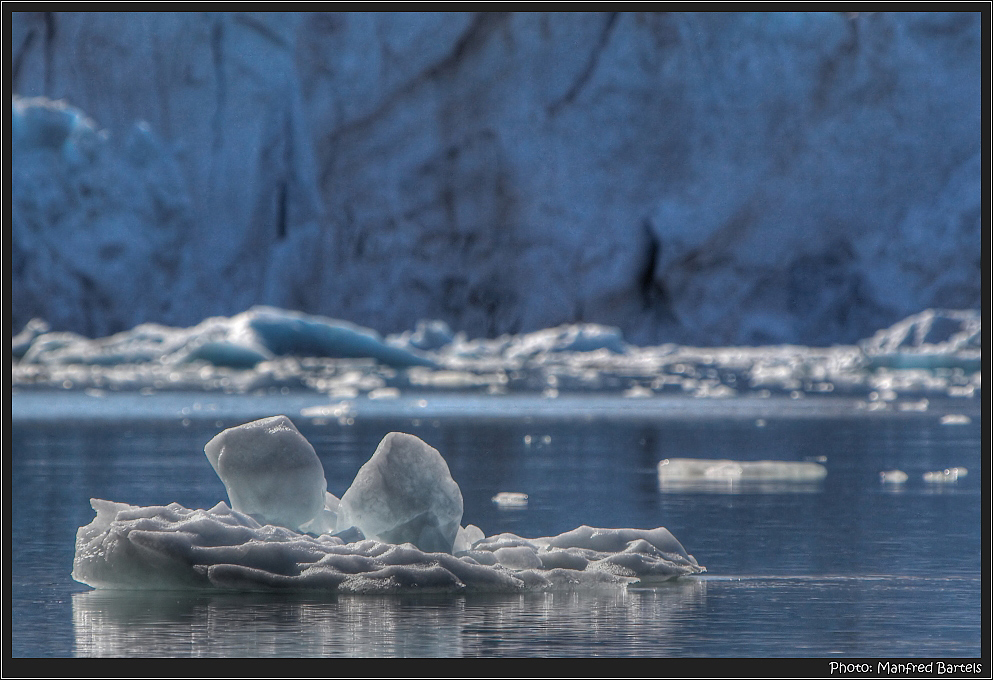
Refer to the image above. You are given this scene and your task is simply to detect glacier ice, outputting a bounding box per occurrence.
[336,432,464,553]
[204,416,335,533]
[72,418,705,592]
[10,15,982,349]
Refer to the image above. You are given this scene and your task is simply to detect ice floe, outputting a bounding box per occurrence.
[72,418,704,592]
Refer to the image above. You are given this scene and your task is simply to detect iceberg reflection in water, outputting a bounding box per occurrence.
[71,582,707,657]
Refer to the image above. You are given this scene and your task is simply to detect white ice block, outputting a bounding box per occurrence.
[336,432,464,553]
[204,415,328,532]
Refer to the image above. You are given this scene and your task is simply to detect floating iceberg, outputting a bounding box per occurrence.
[73,418,704,592]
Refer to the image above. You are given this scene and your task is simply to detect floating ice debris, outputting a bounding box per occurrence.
[492,492,529,508]
[11,318,50,359]
[367,387,401,399]
[448,323,628,361]
[388,319,456,352]
[859,309,981,371]
[204,416,336,533]
[879,470,909,484]
[11,309,982,400]
[923,467,968,483]
[898,398,929,412]
[940,414,972,425]
[17,306,435,370]
[658,458,828,482]
[336,432,464,553]
[73,420,704,592]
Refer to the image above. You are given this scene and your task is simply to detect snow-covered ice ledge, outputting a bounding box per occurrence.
[72,417,704,593]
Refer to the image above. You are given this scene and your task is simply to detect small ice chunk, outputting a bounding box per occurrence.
[940,414,972,425]
[367,387,401,399]
[879,470,909,484]
[336,433,464,553]
[204,416,329,532]
[453,524,485,553]
[658,458,827,482]
[492,492,529,507]
[923,467,967,483]
[898,399,929,412]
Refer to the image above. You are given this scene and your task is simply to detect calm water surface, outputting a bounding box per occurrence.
[10,393,983,657]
